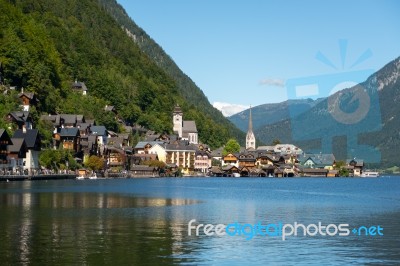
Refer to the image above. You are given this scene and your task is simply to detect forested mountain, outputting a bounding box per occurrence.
[0,0,244,148]
[229,99,324,132]
[252,57,400,168]
[98,0,245,144]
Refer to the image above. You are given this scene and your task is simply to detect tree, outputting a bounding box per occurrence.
[85,155,104,171]
[272,139,281,145]
[222,138,240,156]
[142,159,166,168]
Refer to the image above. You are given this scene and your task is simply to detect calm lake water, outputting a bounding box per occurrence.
[0,177,399,265]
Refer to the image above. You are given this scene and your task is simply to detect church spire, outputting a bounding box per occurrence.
[246,106,256,150]
[248,105,253,132]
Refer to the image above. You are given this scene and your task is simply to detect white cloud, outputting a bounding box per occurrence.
[213,102,249,117]
[259,78,286,87]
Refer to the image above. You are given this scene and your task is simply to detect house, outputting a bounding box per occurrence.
[238,152,257,168]
[148,143,167,162]
[107,136,129,149]
[0,129,12,172]
[13,129,41,175]
[6,111,33,131]
[72,80,88,95]
[299,153,336,170]
[80,135,99,157]
[131,153,158,166]
[105,147,126,170]
[57,128,80,152]
[18,90,38,111]
[165,142,196,174]
[194,151,211,173]
[256,153,283,167]
[40,114,60,134]
[301,168,329,177]
[59,114,78,128]
[222,165,240,176]
[347,159,364,177]
[131,165,158,177]
[274,144,303,155]
[90,126,108,146]
[134,141,165,154]
[7,138,27,174]
[172,105,198,144]
[262,165,275,177]
[211,147,223,163]
[209,166,224,177]
[223,153,239,168]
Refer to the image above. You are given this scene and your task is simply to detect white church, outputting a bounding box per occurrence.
[173,105,198,144]
[246,106,256,150]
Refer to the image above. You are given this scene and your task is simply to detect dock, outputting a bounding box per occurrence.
[0,174,77,182]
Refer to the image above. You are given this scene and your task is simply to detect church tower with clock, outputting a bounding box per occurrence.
[246,106,256,150]
[173,104,183,138]
[172,104,198,144]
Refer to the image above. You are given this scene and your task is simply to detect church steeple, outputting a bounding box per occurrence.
[246,106,256,149]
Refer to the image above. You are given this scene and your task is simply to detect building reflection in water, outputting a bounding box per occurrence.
[0,190,198,265]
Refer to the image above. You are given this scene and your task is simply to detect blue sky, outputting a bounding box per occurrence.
[117,0,400,116]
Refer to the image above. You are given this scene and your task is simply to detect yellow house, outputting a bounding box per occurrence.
[149,143,167,163]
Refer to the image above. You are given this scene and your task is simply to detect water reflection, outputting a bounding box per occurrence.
[0,190,198,265]
[0,178,399,265]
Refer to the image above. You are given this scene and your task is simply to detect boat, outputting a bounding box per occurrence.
[361,171,379,178]
[76,175,85,180]
[88,173,97,179]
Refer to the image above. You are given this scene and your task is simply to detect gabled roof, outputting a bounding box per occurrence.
[8,138,26,153]
[211,147,223,157]
[222,165,239,171]
[8,111,30,122]
[59,127,79,137]
[13,129,39,149]
[346,159,364,167]
[40,114,60,125]
[90,126,107,136]
[0,129,11,143]
[72,80,88,91]
[107,137,125,148]
[135,141,164,149]
[300,153,335,166]
[60,114,77,125]
[18,91,35,100]
[78,123,91,130]
[196,150,211,158]
[183,121,197,133]
[77,115,84,123]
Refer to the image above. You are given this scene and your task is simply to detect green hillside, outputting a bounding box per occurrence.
[0,0,244,148]
[98,0,246,145]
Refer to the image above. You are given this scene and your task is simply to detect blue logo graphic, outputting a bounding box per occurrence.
[286,40,382,163]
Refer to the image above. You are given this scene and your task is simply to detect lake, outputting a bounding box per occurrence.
[0,177,399,265]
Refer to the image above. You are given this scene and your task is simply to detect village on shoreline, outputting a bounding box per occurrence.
[0,85,372,180]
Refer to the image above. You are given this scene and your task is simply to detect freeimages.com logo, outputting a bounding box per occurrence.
[286,40,382,163]
[188,219,384,241]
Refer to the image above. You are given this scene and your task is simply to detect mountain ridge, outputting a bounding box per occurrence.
[248,57,400,167]
[228,98,325,132]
